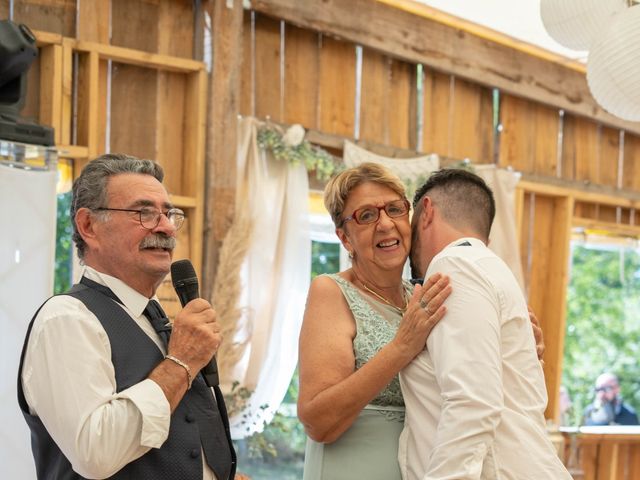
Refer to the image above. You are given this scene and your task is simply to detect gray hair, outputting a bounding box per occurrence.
[71,153,164,259]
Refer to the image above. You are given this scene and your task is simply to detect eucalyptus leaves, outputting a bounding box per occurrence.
[257,124,343,181]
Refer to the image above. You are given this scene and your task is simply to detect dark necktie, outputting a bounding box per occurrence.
[79,277,235,478]
[143,299,171,348]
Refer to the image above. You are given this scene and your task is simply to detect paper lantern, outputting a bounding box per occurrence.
[587,6,640,122]
[540,0,626,50]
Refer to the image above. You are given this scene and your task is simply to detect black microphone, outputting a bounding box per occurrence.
[171,259,219,387]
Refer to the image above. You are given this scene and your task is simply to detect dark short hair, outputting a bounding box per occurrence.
[412,168,495,239]
[71,153,164,259]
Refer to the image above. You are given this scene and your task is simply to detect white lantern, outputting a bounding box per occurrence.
[540,0,626,51]
[587,6,640,122]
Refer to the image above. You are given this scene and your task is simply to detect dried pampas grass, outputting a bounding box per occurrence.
[212,207,253,381]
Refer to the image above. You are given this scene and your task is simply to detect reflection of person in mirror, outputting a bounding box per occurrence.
[583,373,639,426]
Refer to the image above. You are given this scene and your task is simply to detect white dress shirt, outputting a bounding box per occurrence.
[399,238,571,480]
[21,267,217,480]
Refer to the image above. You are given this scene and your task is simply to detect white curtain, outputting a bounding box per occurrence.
[344,141,440,203]
[0,164,57,479]
[222,118,310,437]
[474,165,525,290]
[343,143,523,288]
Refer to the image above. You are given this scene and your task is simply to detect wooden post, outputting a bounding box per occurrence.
[38,44,63,145]
[77,0,111,157]
[76,51,100,159]
[527,194,574,421]
[202,0,244,299]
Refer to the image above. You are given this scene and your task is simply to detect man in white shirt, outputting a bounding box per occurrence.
[399,168,570,479]
[18,154,236,479]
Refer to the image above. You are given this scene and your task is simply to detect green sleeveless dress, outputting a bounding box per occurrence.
[302,274,412,480]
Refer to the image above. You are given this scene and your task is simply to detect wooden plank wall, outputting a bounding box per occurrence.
[239,11,640,192]
[237,9,640,425]
[8,0,207,319]
[240,13,498,165]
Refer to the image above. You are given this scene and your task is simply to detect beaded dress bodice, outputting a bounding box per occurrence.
[326,273,412,407]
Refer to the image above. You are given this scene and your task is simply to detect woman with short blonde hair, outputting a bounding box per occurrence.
[298,162,451,480]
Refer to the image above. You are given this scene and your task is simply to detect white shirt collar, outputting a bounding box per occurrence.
[442,236,485,250]
[82,266,156,318]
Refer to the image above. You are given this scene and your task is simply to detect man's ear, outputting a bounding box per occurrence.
[415,196,433,230]
[420,196,435,228]
[75,207,100,250]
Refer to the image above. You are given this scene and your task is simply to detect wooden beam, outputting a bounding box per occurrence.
[250,0,640,136]
[58,145,89,159]
[303,125,640,208]
[573,217,640,238]
[182,69,208,280]
[202,0,244,299]
[379,0,586,73]
[77,0,111,157]
[519,176,640,208]
[38,44,63,145]
[527,195,573,421]
[76,51,100,158]
[34,29,63,47]
[170,194,199,209]
[60,39,73,146]
[73,41,204,72]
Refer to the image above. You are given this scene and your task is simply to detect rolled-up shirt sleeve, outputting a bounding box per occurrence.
[21,296,171,479]
[423,256,504,480]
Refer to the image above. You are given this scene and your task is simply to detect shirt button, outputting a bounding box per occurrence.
[185,414,195,423]
[190,449,200,459]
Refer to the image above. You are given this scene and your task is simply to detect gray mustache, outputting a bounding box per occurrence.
[139,234,176,250]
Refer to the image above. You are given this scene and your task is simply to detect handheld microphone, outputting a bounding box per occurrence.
[171,259,219,387]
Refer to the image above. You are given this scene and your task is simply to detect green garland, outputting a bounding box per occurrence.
[257,125,475,200]
[257,126,343,181]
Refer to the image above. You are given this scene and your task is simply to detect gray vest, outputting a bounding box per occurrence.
[17,278,236,480]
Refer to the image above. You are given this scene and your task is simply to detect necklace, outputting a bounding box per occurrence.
[352,269,408,313]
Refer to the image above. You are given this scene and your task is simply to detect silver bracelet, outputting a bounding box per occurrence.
[165,354,193,389]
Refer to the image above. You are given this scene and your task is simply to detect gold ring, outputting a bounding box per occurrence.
[420,299,428,309]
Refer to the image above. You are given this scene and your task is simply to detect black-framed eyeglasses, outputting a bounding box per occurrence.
[94,207,186,230]
[341,199,410,226]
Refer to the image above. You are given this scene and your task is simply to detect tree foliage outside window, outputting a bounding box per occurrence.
[54,191,73,294]
[562,240,640,426]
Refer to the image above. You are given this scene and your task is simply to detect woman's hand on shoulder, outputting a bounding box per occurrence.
[528,306,545,362]
[389,273,451,367]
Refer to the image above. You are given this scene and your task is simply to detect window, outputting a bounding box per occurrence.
[54,159,74,294]
[561,233,640,426]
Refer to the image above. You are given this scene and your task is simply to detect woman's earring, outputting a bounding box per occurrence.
[348,250,354,259]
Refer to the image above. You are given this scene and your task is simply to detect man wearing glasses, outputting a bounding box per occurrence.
[583,373,639,426]
[18,154,236,479]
